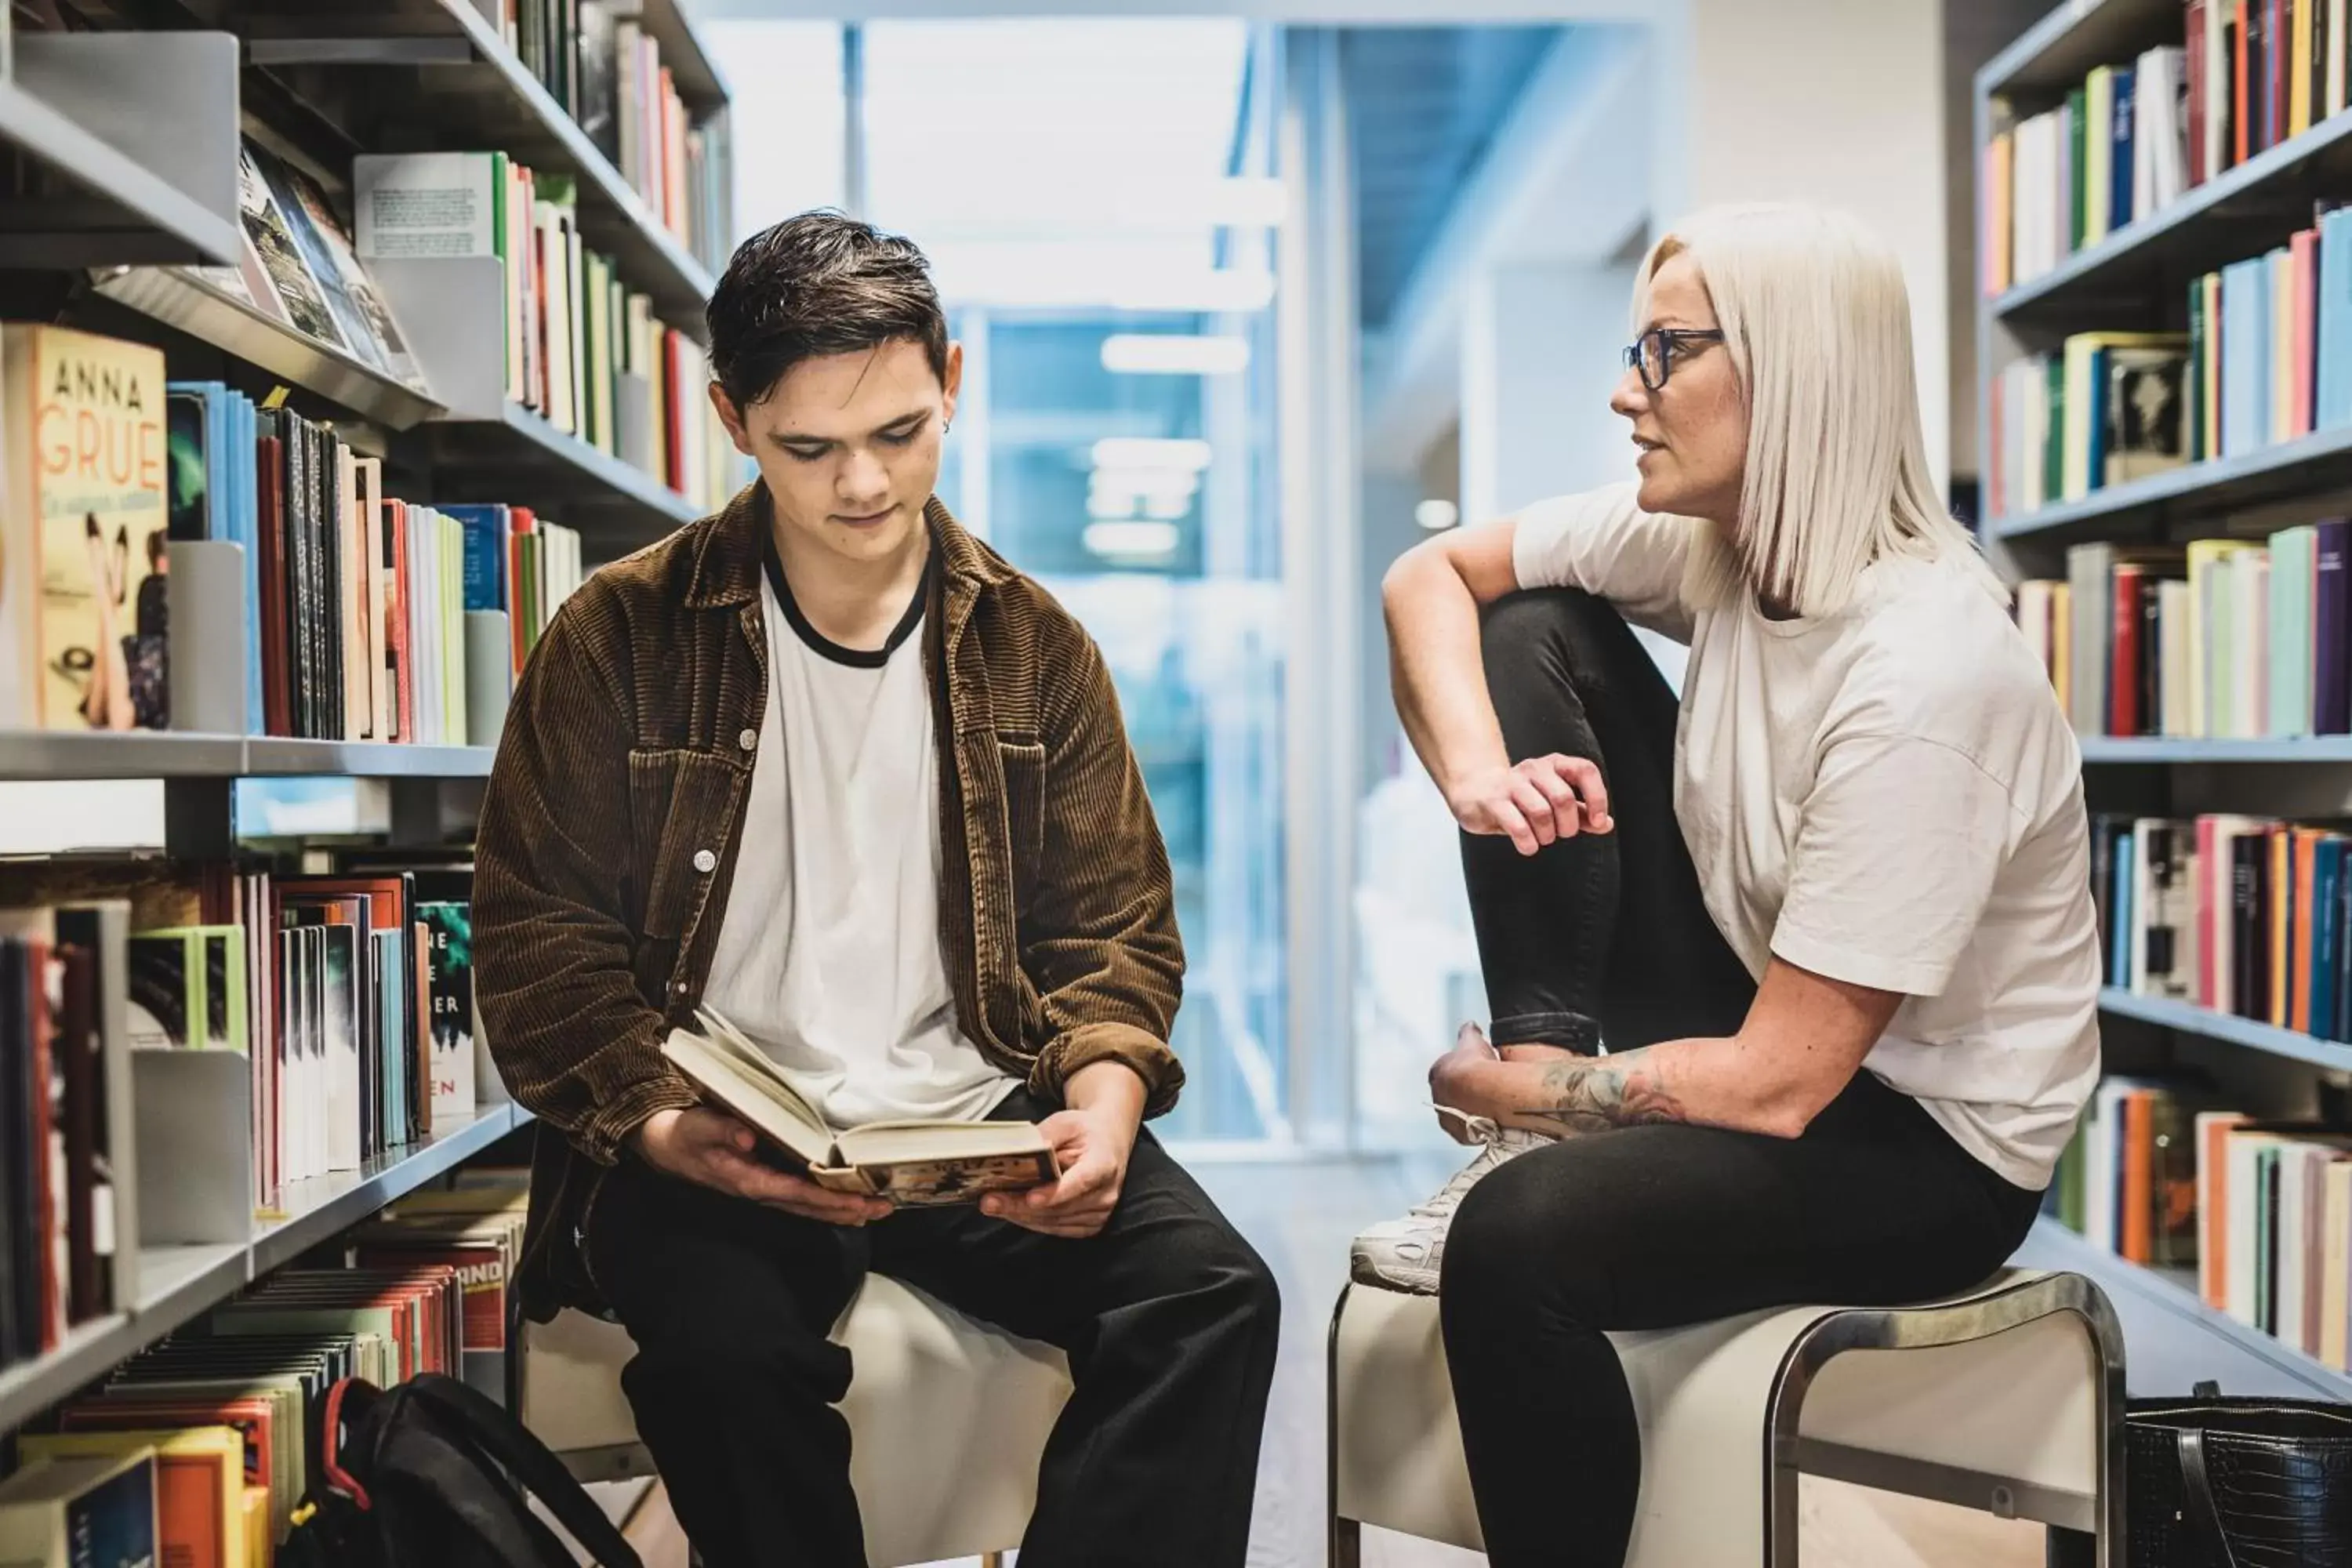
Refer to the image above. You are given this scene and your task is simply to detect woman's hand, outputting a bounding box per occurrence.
[1428,1023,1502,1142]
[1446,755,1613,856]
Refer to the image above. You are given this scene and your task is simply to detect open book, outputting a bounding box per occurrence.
[659,1006,1057,1206]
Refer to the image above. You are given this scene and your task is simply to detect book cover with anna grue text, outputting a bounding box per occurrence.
[1,325,170,731]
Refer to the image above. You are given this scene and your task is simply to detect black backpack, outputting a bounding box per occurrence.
[281,1373,644,1568]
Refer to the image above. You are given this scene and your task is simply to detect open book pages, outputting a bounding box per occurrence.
[659,1006,1057,1206]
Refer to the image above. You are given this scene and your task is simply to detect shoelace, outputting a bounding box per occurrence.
[1398,1105,1509,1220]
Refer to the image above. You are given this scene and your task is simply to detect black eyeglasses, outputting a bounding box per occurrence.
[1622,327,1726,392]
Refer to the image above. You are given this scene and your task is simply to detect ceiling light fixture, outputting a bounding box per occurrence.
[1102,334,1253,376]
[1083,520,1183,559]
[1091,437,1213,471]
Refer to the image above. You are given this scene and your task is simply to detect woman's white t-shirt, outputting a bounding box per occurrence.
[1511,483,2100,1190]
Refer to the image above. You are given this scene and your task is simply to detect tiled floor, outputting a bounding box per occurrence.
[600,1154,2045,1567]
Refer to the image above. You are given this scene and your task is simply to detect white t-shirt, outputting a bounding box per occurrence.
[1512,483,2100,1190]
[699,554,1017,1131]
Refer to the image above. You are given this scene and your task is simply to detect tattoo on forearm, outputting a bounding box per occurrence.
[1522,1049,1688,1135]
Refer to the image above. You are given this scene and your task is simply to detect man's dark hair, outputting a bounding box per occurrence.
[706,212,950,409]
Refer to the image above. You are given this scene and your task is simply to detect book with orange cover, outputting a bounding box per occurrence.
[2122,1090,2156,1263]
[2292,828,2323,1031]
[24,1425,245,1568]
[59,1395,281,1546]
[2198,1109,2252,1308]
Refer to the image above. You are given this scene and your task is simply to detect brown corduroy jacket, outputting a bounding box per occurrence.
[472,485,1186,1320]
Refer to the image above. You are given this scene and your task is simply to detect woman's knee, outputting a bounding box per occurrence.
[1479,589,1610,681]
[1439,1145,1621,1319]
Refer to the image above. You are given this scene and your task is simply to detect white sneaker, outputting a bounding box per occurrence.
[1349,1111,1552,1295]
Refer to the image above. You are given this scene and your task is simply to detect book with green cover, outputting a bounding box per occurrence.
[2045,357,2067,505]
[2069,86,2089,252]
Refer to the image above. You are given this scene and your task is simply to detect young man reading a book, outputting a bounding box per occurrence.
[472,212,1279,1568]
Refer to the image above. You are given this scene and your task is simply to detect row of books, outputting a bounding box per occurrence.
[0,322,585,736]
[2053,1079,2352,1372]
[0,1179,524,1565]
[1987,42,2189,291]
[0,909,129,1377]
[2017,532,2352,739]
[1986,0,2352,295]
[1993,207,2352,521]
[493,0,729,274]
[353,151,741,513]
[1990,331,2190,516]
[200,129,737,515]
[2091,812,2352,1040]
[1,852,485,1216]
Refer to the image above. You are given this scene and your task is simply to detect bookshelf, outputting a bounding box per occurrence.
[2078,735,2352,761]
[1988,420,2352,543]
[0,1104,530,1435]
[1979,0,2188,99]
[1976,0,2352,1402]
[89,265,446,430]
[0,49,239,269]
[421,401,707,543]
[2097,988,2352,1073]
[233,0,718,328]
[0,735,495,782]
[0,0,733,1461]
[2027,1217,2352,1399]
[1994,105,2352,323]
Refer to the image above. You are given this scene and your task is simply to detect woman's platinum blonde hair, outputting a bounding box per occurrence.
[1638,203,2005,619]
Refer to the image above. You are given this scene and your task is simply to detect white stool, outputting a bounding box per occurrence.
[1328,1268,2124,1567]
[521,1273,1074,1567]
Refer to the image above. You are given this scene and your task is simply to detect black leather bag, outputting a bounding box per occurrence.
[2128,1382,2352,1566]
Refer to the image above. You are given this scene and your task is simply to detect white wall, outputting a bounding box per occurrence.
[1458,260,1639,522]
[1655,0,1951,495]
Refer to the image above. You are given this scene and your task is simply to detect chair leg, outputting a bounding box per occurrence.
[1329,1516,1361,1568]
[2045,1526,2094,1568]
[980,1555,1007,1568]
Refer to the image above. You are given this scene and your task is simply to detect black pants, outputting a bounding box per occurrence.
[585,1091,1279,1568]
[1439,590,2046,1568]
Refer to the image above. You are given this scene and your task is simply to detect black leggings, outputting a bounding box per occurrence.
[1438,590,2045,1568]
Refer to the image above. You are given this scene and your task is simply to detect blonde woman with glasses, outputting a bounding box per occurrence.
[1352,203,2100,1568]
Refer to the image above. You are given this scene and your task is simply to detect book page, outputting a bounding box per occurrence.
[659,1029,833,1168]
[833,1119,1052,1167]
[691,1004,832,1130]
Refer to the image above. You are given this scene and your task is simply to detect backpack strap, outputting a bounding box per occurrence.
[321,1378,380,1510]
[397,1374,644,1568]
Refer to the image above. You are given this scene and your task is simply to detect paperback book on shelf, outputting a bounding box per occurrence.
[0,325,170,732]
[662,1005,1058,1205]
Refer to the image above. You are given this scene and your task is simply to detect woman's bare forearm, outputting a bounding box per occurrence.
[1383,543,1512,799]
[1438,1036,1806,1142]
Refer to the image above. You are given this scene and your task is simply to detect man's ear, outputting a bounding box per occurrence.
[940,341,964,430]
[709,382,754,457]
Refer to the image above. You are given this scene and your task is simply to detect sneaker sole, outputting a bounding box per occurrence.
[1348,1250,1441,1296]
